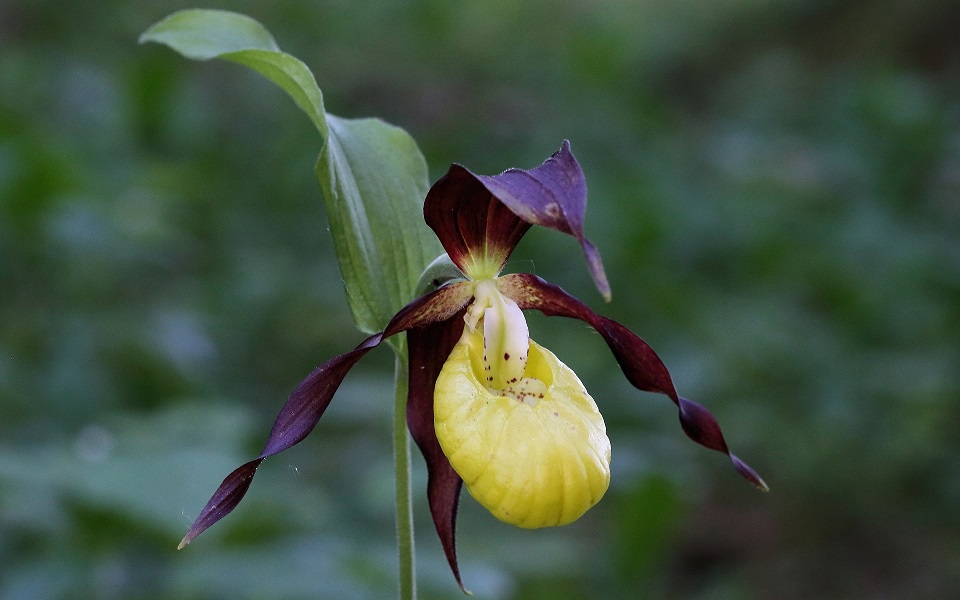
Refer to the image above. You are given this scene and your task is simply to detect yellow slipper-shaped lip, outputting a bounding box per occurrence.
[435,326,611,528]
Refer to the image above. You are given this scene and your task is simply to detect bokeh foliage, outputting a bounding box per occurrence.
[2,0,959,598]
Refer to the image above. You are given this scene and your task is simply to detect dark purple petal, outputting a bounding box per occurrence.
[424,141,609,298]
[424,164,530,277]
[179,332,381,547]
[263,333,383,456]
[497,273,768,491]
[178,458,263,549]
[407,311,467,591]
[476,141,609,299]
[179,283,476,547]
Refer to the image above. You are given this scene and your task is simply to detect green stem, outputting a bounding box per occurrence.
[394,351,416,600]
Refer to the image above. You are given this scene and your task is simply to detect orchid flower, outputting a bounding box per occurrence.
[178,141,767,590]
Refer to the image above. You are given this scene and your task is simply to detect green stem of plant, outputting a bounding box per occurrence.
[393,351,416,600]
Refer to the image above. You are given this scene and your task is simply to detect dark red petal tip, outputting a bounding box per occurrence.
[680,396,768,490]
[731,453,770,492]
[178,458,264,548]
[499,272,766,489]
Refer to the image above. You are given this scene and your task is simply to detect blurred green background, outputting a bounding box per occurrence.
[2,0,959,598]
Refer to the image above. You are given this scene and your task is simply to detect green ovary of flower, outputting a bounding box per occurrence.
[434,312,612,528]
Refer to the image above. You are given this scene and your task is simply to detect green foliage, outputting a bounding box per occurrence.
[2,1,959,599]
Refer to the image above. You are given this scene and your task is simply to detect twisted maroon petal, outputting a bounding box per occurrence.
[175,458,262,550]
[179,282,475,548]
[407,311,467,591]
[497,273,768,491]
[424,141,609,298]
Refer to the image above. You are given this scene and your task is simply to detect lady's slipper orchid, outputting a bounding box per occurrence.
[179,141,767,590]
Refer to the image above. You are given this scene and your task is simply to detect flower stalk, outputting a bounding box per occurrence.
[393,352,416,600]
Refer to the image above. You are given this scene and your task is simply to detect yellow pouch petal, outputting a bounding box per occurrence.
[434,327,611,528]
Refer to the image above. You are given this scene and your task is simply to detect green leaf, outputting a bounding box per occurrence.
[137,9,281,58]
[140,11,326,134]
[140,9,442,335]
[319,115,442,334]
